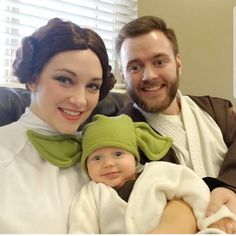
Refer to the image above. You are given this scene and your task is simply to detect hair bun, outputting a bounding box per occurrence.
[13,36,38,83]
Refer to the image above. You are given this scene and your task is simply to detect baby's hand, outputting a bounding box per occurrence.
[208,217,236,234]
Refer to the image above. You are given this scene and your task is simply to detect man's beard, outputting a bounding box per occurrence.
[127,74,179,113]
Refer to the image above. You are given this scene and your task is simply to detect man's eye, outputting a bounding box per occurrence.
[154,59,168,67]
[54,76,73,86]
[127,64,141,73]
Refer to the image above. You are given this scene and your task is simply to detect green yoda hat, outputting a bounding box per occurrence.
[80,114,173,170]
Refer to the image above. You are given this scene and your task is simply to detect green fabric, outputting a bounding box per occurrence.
[27,130,82,168]
[135,122,173,161]
[80,114,173,170]
[80,114,140,170]
[26,114,173,169]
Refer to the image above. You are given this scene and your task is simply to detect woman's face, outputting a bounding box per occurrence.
[28,49,103,134]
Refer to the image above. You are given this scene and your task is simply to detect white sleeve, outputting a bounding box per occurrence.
[69,182,100,234]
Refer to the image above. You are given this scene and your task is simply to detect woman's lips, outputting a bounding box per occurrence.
[59,107,83,121]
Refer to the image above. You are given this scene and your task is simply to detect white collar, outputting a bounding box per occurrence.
[19,108,79,136]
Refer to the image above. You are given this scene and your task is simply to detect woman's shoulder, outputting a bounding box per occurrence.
[0,121,28,167]
[0,121,26,146]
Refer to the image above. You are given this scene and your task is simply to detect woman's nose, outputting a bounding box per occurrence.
[69,89,87,108]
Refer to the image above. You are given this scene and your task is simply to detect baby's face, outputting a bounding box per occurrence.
[86,147,136,188]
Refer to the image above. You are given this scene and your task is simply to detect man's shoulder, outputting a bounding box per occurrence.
[188,95,234,119]
[188,95,236,147]
[118,101,134,114]
[117,102,146,122]
[188,95,233,110]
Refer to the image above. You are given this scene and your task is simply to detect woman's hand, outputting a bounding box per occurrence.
[148,199,197,234]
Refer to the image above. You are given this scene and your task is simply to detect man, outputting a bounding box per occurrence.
[115,15,236,233]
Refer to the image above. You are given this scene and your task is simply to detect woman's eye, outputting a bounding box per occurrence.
[54,76,73,86]
[87,83,101,92]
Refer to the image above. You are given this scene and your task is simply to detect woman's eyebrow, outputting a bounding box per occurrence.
[91,77,103,82]
[55,69,103,81]
[55,68,76,76]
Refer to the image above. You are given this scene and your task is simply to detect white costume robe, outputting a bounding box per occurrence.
[0,108,88,233]
[69,162,235,234]
[137,90,228,178]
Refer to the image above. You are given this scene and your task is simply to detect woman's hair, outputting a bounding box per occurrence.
[115,16,179,61]
[13,18,115,100]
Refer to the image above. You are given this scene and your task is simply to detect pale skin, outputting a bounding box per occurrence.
[120,30,181,116]
[119,30,236,233]
[87,147,137,188]
[87,146,197,233]
[28,49,103,134]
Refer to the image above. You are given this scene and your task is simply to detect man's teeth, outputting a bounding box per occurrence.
[62,109,80,116]
[143,85,162,91]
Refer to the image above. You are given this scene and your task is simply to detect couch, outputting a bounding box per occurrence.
[0,86,131,130]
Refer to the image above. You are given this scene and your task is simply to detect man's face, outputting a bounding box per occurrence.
[119,30,182,114]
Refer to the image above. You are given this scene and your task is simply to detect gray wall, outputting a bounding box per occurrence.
[139,0,236,106]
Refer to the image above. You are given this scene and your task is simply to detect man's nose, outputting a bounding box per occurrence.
[142,65,157,81]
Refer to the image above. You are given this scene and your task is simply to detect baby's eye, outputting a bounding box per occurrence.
[92,155,102,161]
[113,151,123,158]
[54,76,73,86]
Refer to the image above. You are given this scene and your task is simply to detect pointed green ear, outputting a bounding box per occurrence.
[134,122,172,161]
[27,130,83,167]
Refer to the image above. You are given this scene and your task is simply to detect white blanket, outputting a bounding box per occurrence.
[69,162,235,234]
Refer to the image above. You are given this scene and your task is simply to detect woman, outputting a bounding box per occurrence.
[0,18,115,233]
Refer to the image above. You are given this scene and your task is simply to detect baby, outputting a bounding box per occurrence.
[69,114,236,234]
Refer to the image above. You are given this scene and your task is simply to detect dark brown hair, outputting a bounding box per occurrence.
[13,18,115,100]
[115,16,179,60]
